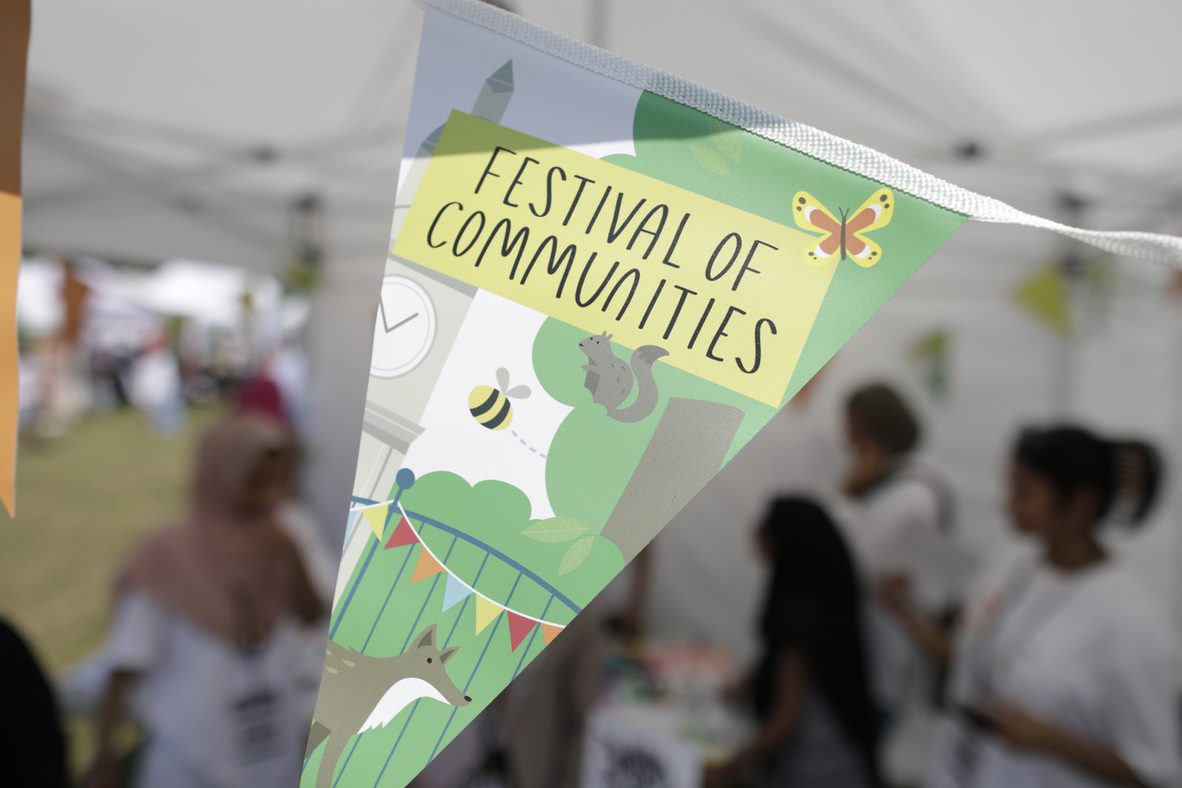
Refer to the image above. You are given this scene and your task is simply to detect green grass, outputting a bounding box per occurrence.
[0,406,217,676]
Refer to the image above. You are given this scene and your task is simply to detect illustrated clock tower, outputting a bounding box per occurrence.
[337,62,515,598]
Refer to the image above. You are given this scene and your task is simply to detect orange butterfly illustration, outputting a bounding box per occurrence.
[792,188,894,267]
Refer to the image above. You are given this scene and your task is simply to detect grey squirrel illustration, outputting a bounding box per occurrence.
[578,332,668,423]
[306,625,470,788]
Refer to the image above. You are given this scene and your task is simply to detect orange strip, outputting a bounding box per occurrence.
[0,195,18,516]
[0,0,31,517]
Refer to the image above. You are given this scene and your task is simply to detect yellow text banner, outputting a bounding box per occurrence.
[394,111,836,406]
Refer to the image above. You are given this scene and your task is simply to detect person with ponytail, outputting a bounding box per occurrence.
[706,498,882,788]
[893,425,1179,788]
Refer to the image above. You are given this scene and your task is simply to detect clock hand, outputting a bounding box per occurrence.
[378,299,420,334]
[388,312,419,332]
[380,309,420,334]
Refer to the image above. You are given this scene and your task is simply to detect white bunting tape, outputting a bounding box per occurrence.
[418,0,1182,267]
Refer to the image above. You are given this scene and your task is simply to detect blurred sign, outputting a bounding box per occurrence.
[582,708,703,788]
[0,0,30,517]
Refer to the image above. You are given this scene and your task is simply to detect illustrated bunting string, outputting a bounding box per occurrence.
[349,499,569,639]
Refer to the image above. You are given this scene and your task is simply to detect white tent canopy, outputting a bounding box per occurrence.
[22,0,1182,683]
[24,1,1182,267]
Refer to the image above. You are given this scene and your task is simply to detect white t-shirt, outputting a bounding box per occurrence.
[108,590,306,788]
[928,554,1181,788]
[836,470,964,715]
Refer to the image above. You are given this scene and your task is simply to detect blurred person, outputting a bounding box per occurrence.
[235,372,337,605]
[236,373,339,727]
[0,617,70,788]
[127,329,186,436]
[82,415,325,788]
[888,425,1179,788]
[837,382,961,725]
[268,338,311,433]
[706,498,881,788]
[237,371,289,427]
[33,259,92,437]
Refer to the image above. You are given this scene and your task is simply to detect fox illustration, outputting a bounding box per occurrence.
[306,625,470,788]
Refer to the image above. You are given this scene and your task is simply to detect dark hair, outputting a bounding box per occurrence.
[756,498,881,786]
[847,382,921,455]
[1014,425,1163,527]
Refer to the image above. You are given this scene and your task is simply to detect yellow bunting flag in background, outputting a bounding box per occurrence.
[0,0,30,517]
[1015,263,1073,337]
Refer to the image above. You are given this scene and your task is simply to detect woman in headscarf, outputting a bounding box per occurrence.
[83,415,324,788]
[706,497,882,788]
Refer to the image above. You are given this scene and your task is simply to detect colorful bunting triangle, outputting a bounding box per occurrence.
[507,611,537,652]
[410,549,445,584]
[441,573,473,612]
[344,509,361,543]
[384,516,419,549]
[540,623,563,646]
[474,595,501,634]
[362,504,390,540]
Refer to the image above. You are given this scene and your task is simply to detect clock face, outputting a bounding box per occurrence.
[370,275,436,378]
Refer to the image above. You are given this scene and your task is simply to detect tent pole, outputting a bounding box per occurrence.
[1171,293,1182,676]
[1050,194,1088,418]
[1051,255,1082,418]
[588,0,609,48]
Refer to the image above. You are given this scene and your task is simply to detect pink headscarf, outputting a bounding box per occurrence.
[118,415,303,648]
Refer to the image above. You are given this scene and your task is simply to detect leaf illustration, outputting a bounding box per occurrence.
[522,516,588,543]
[689,142,731,176]
[713,132,742,164]
[559,536,595,575]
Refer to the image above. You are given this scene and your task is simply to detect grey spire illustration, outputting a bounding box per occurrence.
[396,60,516,222]
[417,60,514,157]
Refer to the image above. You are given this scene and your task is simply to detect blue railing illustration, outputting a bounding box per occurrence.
[323,468,580,786]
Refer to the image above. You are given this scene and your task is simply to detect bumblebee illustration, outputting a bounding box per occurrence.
[468,367,531,431]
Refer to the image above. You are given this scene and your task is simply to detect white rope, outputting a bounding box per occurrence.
[416,0,1182,267]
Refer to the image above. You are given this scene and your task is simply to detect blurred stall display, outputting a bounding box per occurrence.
[583,643,751,788]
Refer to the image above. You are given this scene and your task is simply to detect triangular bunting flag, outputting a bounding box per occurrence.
[507,612,537,652]
[441,573,473,612]
[384,516,418,549]
[344,509,360,543]
[908,328,952,400]
[540,623,563,646]
[473,595,501,634]
[1015,263,1073,337]
[410,549,445,584]
[361,504,390,540]
[309,2,1182,785]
